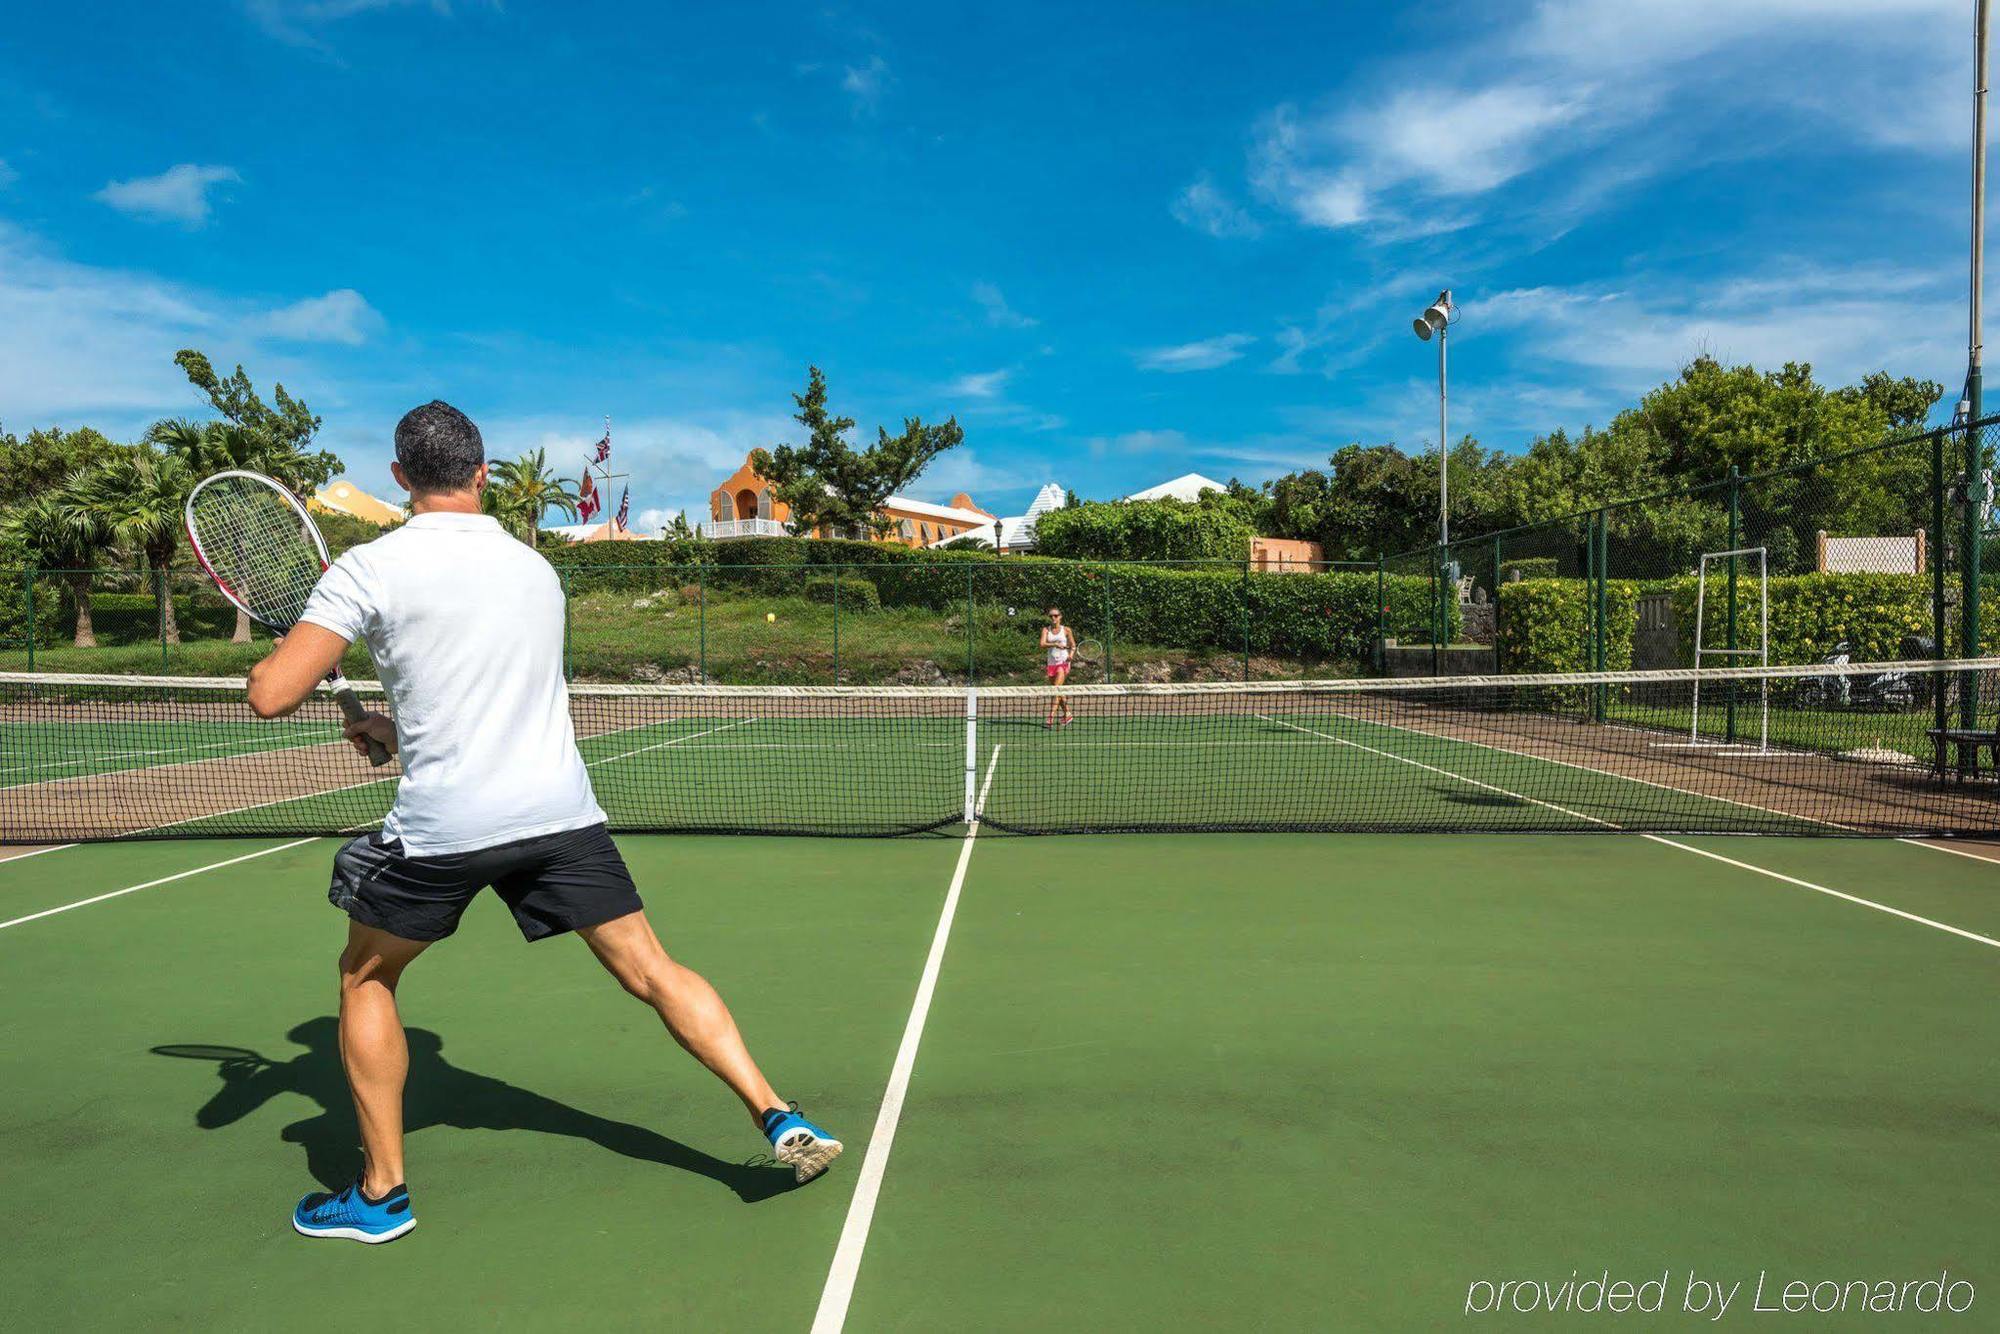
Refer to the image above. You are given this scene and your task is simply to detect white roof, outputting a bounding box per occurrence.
[884,494,992,525]
[926,481,1064,551]
[1125,473,1226,503]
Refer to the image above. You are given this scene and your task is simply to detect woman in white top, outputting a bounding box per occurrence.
[1040,605,1076,728]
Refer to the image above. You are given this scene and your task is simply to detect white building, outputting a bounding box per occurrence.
[1124,473,1227,503]
[926,481,1066,553]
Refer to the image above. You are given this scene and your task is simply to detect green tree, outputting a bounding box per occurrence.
[172,350,340,492]
[0,476,114,646]
[1033,497,1253,561]
[483,448,580,542]
[67,446,196,644]
[752,367,963,537]
[0,426,120,510]
[665,511,697,541]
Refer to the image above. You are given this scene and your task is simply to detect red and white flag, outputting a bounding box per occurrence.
[578,468,600,521]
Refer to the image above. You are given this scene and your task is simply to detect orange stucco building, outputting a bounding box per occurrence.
[706,452,994,548]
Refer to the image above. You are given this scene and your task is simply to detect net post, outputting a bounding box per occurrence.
[24,565,36,673]
[1932,428,1950,750]
[1726,467,1741,742]
[963,687,978,824]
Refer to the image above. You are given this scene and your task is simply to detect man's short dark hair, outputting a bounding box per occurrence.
[394,400,485,492]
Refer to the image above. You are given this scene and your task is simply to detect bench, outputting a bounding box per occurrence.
[1929,728,2000,780]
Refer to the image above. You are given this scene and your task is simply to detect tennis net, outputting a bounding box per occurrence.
[3,661,1997,842]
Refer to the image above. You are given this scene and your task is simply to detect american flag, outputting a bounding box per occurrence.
[615,486,630,528]
[578,468,600,521]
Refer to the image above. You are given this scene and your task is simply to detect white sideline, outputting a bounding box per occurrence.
[1267,715,2000,952]
[1647,836,2000,951]
[1898,837,2000,866]
[0,838,318,932]
[810,743,1003,1334]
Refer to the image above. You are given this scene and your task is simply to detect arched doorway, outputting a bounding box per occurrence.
[736,488,759,522]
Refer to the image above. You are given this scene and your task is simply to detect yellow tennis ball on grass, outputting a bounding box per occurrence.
[766,612,776,623]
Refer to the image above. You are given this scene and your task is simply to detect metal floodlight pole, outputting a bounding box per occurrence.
[1413,290,1456,548]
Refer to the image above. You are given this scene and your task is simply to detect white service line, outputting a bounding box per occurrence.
[0,838,319,932]
[1898,837,2000,866]
[1647,836,2000,951]
[0,843,78,865]
[810,742,1004,1334]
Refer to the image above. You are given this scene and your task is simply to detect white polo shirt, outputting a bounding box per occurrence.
[299,510,606,856]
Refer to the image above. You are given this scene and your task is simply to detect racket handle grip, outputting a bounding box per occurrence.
[332,686,393,767]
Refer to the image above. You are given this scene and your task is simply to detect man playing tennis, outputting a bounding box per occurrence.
[245,400,839,1244]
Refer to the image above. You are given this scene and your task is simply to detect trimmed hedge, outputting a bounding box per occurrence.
[1032,498,1252,562]
[1497,578,1640,675]
[543,536,1454,665]
[803,575,881,612]
[1498,557,1559,583]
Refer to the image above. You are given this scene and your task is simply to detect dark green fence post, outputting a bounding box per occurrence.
[1932,428,1950,747]
[965,565,975,683]
[1726,467,1741,742]
[24,565,36,673]
[1240,561,1251,682]
[832,565,841,685]
[1374,558,1386,674]
[697,566,707,682]
[560,569,572,680]
[157,568,170,672]
[1100,566,1115,684]
[1429,548,1442,676]
[1594,512,1609,722]
[1491,535,1503,669]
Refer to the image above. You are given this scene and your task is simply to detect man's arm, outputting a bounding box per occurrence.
[246,623,353,719]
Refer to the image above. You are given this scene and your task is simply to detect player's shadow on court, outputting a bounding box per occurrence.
[151,1018,800,1203]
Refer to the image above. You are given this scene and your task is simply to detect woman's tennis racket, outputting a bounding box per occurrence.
[1073,638,1105,678]
[184,469,391,766]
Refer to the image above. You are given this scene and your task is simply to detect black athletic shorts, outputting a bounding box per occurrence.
[328,823,642,943]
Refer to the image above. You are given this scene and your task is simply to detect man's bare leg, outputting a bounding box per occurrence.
[577,910,781,1118]
[338,920,432,1196]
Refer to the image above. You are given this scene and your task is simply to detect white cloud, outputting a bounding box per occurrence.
[947,369,1009,399]
[841,55,890,113]
[243,0,467,49]
[1136,333,1256,373]
[633,506,687,536]
[94,164,241,226]
[1171,176,1261,238]
[1469,263,1957,411]
[971,281,1037,329]
[0,159,17,189]
[259,288,383,345]
[1235,0,1963,240]
[0,221,380,428]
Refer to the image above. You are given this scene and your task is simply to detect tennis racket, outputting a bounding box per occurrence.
[1072,637,1105,678]
[184,469,391,766]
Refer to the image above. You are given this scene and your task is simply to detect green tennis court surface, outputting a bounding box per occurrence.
[4,822,1997,1329]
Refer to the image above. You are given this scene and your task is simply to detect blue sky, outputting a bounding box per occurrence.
[0,0,1976,529]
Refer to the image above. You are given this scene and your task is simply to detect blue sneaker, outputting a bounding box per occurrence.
[292,1180,416,1244]
[761,1103,843,1182]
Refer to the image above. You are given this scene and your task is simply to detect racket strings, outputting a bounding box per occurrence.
[188,480,327,627]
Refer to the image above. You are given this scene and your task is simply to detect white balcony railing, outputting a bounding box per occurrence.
[701,517,788,540]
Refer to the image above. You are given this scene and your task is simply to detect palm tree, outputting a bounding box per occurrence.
[67,447,195,644]
[1,475,113,646]
[486,449,580,542]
